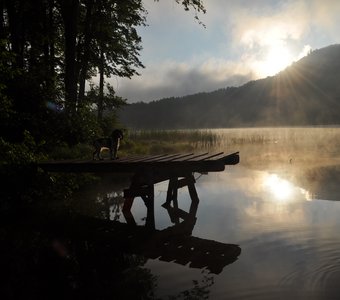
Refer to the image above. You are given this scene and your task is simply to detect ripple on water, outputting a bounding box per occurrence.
[218,227,340,300]
[273,229,340,292]
[279,245,340,288]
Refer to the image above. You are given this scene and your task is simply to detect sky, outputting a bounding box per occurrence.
[112,0,340,103]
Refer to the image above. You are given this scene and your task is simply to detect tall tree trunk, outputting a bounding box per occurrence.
[42,0,56,100]
[97,48,104,121]
[48,0,55,98]
[42,1,49,69]
[59,0,79,115]
[0,0,4,40]
[5,0,24,68]
[78,0,94,107]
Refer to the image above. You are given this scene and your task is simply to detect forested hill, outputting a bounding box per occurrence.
[119,44,340,129]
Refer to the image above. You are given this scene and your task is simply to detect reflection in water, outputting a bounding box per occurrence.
[263,173,312,202]
[95,184,242,275]
[92,128,340,299]
[75,176,242,298]
[140,160,340,299]
[298,165,340,201]
[195,164,340,300]
[1,191,240,300]
[132,158,340,299]
[263,173,294,201]
[5,128,340,299]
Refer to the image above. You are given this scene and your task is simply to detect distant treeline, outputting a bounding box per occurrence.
[119,44,340,129]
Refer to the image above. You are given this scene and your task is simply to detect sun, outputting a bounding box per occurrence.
[259,44,293,77]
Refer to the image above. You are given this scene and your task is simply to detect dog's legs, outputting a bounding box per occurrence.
[93,147,101,160]
[113,142,117,159]
[93,141,101,160]
[98,148,104,160]
[109,139,114,160]
[113,140,119,159]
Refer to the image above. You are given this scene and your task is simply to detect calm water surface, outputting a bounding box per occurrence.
[77,128,340,299]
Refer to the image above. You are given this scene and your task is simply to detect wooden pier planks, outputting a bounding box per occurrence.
[38,152,239,174]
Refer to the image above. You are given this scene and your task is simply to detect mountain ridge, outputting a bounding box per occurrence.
[119,44,340,129]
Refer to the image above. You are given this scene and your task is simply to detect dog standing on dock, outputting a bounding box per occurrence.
[93,129,124,160]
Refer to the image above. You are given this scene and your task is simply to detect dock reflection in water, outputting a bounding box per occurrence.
[191,163,340,300]
[1,177,241,300]
[69,180,242,299]
[84,163,340,299]
[39,163,340,300]
[120,193,241,275]
[87,128,340,299]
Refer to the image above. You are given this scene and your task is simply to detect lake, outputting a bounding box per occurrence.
[4,127,340,299]
[68,127,340,299]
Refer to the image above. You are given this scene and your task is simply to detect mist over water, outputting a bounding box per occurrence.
[72,127,340,299]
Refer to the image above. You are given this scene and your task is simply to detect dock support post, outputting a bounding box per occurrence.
[122,196,135,213]
[123,168,155,229]
[162,173,199,207]
[122,209,137,226]
[141,184,155,229]
[124,170,200,228]
[187,174,199,204]
[166,178,178,204]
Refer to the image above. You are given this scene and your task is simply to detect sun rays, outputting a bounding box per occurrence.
[259,44,294,77]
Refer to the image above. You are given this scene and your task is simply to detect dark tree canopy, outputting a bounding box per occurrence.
[0,0,205,145]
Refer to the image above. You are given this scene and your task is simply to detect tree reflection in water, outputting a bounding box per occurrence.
[0,180,241,300]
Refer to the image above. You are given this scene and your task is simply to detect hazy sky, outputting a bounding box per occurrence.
[112,0,340,103]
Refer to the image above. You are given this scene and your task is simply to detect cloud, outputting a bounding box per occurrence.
[309,0,340,32]
[231,0,340,47]
[108,0,340,103]
[297,44,312,60]
[113,58,254,102]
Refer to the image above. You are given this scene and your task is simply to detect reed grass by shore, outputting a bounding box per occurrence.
[122,128,340,167]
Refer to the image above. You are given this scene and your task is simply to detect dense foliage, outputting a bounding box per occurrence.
[0,0,206,156]
[0,0,149,150]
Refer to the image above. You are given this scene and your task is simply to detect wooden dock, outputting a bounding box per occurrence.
[38,152,239,174]
[38,152,239,225]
